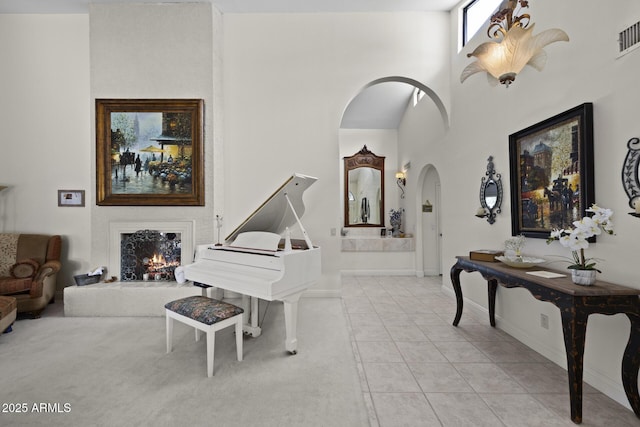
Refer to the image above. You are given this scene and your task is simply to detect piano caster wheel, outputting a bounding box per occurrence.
[289,350,297,355]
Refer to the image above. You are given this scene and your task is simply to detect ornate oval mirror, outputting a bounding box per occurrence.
[485,181,498,209]
[479,156,503,224]
[622,137,640,217]
[344,146,385,227]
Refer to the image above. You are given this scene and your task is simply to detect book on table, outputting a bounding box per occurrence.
[469,249,504,262]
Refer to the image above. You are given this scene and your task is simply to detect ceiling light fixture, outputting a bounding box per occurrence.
[460,0,569,87]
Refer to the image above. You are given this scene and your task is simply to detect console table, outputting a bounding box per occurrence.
[450,256,640,424]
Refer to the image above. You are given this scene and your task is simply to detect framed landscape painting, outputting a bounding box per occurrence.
[96,99,204,206]
[508,103,594,239]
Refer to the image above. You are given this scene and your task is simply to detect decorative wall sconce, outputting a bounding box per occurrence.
[460,0,569,87]
[396,171,406,199]
[476,156,503,224]
[622,137,640,217]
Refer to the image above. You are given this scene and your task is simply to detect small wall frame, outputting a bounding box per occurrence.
[58,190,85,207]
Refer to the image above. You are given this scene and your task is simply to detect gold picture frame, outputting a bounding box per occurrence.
[96,99,204,206]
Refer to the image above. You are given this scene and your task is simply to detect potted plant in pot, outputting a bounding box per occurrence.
[546,204,614,285]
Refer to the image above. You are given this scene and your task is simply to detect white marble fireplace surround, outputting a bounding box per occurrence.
[106,220,195,279]
[64,221,200,317]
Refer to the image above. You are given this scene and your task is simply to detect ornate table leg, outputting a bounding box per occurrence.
[560,306,588,424]
[488,279,497,327]
[450,263,464,326]
[622,312,640,418]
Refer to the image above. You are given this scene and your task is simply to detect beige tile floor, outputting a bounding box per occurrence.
[342,275,640,427]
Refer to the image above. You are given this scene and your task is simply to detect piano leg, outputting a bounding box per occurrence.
[283,292,302,355]
[241,295,262,337]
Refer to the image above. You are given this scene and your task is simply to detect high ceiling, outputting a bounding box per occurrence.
[0,0,461,129]
[0,0,461,14]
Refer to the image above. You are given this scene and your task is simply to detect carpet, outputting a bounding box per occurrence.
[0,298,368,427]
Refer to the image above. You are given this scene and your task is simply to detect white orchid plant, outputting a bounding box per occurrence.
[546,204,614,272]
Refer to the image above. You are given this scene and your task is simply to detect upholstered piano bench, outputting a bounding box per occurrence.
[165,296,244,377]
[0,295,17,334]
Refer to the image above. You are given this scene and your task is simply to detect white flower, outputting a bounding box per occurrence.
[587,205,613,225]
[550,229,564,239]
[567,232,589,251]
[573,217,601,237]
[546,203,614,271]
[558,234,573,248]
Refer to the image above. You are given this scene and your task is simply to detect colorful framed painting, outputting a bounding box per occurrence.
[96,99,204,206]
[508,103,594,239]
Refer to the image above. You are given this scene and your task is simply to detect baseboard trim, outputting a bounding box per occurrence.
[439,285,633,411]
[340,269,416,276]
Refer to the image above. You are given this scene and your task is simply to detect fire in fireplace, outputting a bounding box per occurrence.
[120,230,181,281]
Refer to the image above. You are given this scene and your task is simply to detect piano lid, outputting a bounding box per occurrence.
[225,173,317,244]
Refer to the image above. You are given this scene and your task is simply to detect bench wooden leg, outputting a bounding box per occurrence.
[166,315,174,353]
[235,316,243,361]
[207,329,215,377]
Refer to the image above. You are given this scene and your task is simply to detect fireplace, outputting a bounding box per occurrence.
[109,221,195,282]
[63,220,200,317]
[120,230,181,281]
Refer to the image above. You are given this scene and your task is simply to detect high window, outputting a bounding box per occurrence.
[462,0,502,46]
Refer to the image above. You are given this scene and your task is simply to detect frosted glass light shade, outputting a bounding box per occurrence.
[461,23,569,86]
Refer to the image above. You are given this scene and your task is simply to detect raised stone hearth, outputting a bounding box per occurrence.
[64,281,201,317]
[64,220,198,317]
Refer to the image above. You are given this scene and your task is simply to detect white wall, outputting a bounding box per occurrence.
[0,15,91,286]
[397,0,640,407]
[223,12,450,292]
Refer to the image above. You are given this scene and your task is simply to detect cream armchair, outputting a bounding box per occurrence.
[0,234,62,318]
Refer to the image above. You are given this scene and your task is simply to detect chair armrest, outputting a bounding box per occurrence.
[30,260,62,298]
[35,260,61,281]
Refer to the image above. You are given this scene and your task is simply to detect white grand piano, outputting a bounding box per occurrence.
[182,173,321,354]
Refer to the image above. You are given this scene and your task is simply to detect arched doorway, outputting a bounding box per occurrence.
[416,164,442,276]
[339,77,448,277]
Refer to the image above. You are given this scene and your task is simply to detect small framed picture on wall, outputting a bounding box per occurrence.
[58,190,85,207]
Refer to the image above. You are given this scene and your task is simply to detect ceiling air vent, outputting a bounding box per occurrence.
[618,20,640,58]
